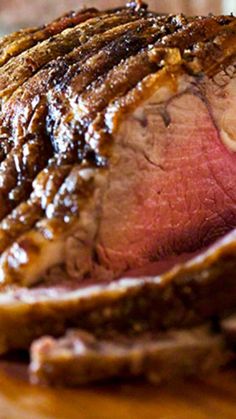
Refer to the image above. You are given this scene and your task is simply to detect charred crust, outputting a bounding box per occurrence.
[0,6,235,284]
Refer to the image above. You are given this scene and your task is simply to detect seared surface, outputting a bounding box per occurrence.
[30,326,230,386]
[0,2,235,386]
[0,4,235,286]
[0,230,235,354]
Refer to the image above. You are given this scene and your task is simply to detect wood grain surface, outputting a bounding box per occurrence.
[0,362,235,419]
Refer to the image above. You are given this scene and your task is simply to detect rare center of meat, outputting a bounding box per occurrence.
[94,85,236,277]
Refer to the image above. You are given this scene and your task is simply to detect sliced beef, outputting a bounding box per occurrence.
[0,230,236,354]
[0,2,236,386]
[0,8,235,287]
[30,326,231,386]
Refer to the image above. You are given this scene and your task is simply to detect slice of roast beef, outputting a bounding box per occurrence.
[30,326,231,386]
[0,230,236,354]
[0,8,100,68]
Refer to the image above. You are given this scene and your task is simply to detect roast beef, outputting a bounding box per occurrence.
[0,4,235,287]
[0,1,235,386]
[0,229,235,354]
[30,326,232,386]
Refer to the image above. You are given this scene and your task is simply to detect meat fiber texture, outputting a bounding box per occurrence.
[0,1,235,385]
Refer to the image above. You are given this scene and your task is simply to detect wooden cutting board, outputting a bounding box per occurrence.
[0,362,235,419]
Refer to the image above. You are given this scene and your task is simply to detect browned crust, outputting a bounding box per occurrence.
[30,326,231,386]
[0,5,235,287]
[0,16,153,222]
[0,230,236,353]
[0,9,101,68]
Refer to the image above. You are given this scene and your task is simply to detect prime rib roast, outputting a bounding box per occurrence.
[0,0,235,385]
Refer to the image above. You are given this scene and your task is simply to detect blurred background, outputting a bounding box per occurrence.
[0,0,235,34]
